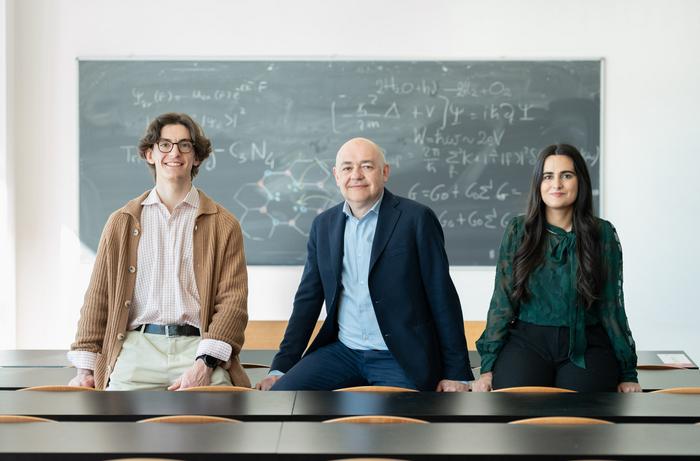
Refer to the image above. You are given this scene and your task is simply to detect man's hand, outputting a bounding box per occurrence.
[435,379,470,392]
[68,368,95,388]
[471,372,493,392]
[255,375,281,391]
[617,381,642,393]
[168,359,213,391]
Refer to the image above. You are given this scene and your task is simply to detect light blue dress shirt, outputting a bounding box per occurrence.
[336,195,388,351]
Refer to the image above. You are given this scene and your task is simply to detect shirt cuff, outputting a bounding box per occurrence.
[67,350,97,371]
[195,338,232,363]
[268,370,285,377]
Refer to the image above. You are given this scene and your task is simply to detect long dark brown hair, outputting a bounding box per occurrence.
[511,144,601,308]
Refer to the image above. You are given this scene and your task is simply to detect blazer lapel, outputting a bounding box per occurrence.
[328,205,346,283]
[369,189,400,274]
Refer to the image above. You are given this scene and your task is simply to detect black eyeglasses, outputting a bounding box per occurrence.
[156,139,194,154]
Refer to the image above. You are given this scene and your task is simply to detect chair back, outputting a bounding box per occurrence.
[19,385,98,392]
[334,385,417,393]
[494,386,575,393]
[138,415,240,424]
[0,415,57,423]
[510,416,612,425]
[324,415,428,424]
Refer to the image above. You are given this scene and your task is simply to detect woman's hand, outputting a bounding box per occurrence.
[617,381,642,393]
[471,372,493,392]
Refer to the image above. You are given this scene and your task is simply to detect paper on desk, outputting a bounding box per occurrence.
[657,353,693,367]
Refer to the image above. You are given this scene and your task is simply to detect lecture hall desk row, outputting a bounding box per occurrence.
[1,349,699,392]
[0,421,699,460]
[1,349,696,369]
[1,390,699,423]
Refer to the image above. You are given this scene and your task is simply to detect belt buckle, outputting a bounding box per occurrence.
[165,325,173,337]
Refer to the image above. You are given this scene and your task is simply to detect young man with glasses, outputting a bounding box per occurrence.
[68,112,250,390]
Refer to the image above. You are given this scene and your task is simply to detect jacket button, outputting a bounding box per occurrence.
[132,228,139,236]
[194,225,198,231]
[124,300,131,308]
[107,365,112,373]
[128,266,136,273]
[117,333,125,341]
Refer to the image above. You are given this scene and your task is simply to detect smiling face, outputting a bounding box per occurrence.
[333,138,390,217]
[540,154,578,212]
[145,124,200,186]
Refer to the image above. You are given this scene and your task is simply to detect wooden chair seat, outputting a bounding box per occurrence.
[324,415,428,424]
[494,386,575,393]
[138,415,240,424]
[329,458,410,461]
[19,385,98,392]
[180,385,254,392]
[637,364,687,370]
[0,415,57,423]
[650,387,700,394]
[240,362,270,369]
[105,458,185,461]
[334,385,418,393]
[510,416,613,425]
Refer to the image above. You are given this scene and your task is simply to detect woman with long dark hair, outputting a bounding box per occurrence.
[473,144,640,392]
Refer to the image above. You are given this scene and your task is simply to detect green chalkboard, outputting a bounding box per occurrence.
[79,60,601,265]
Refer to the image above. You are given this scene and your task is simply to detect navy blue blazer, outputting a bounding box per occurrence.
[270,189,473,390]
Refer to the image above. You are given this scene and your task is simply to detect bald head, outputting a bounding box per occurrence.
[333,137,390,218]
[335,137,387,167]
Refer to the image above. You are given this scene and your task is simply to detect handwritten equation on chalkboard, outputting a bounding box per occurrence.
[79,60,601,265]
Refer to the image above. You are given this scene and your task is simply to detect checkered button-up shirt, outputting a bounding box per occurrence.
[68,187,231,370]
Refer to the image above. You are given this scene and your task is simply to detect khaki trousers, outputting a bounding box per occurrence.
[106,330,231,390]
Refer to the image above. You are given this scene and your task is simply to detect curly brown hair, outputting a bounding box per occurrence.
[138,112,212,180]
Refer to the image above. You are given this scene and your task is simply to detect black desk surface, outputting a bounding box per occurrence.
[1,390,699,423]
[0,390,295,421]
[292,391,700,423]
[0,422,699,460]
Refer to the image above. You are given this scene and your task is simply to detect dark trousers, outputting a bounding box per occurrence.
[491,320,620,392]
[271,341,417,391]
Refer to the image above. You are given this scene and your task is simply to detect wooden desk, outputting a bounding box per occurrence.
[291,391,700,423]
[0,421,281,460]
[278,422,700,459]
[0,390,296,421]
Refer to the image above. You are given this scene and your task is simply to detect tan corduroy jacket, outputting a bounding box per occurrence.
[71,189,250,389]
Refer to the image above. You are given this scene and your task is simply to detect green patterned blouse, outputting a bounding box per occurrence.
[476,216,638,382]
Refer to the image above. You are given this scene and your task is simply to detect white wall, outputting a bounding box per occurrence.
[5,0,700,363]
[0,0,16,349]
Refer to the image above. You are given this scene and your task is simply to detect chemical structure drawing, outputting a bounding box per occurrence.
[234,158,339,241]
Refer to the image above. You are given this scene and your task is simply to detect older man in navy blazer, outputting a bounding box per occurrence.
[257,138,473,391]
